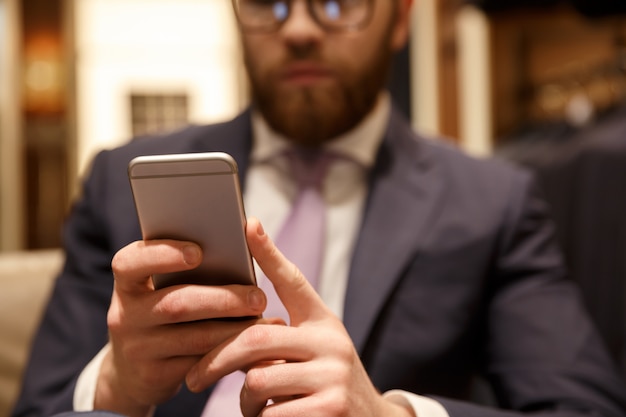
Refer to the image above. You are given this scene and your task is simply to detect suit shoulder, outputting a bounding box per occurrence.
[387,108,530,188]
[112,117,245,160]
[85,112,251,179]
[418,134,533,188]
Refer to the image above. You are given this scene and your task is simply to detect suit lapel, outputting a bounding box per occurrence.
[343,110,445,353]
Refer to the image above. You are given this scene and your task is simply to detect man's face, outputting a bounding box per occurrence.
[239,0,410,146]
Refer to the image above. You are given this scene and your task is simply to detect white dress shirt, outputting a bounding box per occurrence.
[74,93,448,417]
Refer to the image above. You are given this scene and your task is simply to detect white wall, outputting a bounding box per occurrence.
[74,0,246,175]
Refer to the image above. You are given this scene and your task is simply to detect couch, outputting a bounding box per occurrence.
[0,249,63,416]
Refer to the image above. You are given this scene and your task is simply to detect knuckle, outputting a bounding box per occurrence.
[155,291,188,322]
[106,298,129,336]
[111,241,143,276]
[106,308,122,332]
[111,250,128,275]
[240,325,272,349]
[316,329,353,362]
[335,340,354,363]
[245,367,270,392]
[325,388,351,416]
[287,263,310,293]
[182,324,218,354]
[215,289,242,315]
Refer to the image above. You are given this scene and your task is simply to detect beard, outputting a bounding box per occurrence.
[244,31,395,147]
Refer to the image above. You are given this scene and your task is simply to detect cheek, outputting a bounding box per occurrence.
[242,37,275,76]
[326,35,371,67]
[333,37,387,77]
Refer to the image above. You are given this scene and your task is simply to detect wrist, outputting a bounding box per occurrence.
[94,349,155,417]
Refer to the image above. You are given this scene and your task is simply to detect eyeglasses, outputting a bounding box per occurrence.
[232,0,374,33]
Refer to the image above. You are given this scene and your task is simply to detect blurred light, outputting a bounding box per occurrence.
[25,60,60,92]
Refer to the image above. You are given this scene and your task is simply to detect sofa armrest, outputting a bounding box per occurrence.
[0,249,64,416]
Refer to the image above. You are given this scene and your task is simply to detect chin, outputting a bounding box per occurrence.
[257,86,369,145]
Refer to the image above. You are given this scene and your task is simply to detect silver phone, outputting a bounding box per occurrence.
[128,152,256,290]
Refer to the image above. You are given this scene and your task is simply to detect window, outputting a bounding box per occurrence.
[130,93,189,137]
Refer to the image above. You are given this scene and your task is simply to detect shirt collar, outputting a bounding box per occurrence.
[250,92,391,170]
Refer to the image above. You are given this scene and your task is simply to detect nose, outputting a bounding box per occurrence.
[280,0,325,47]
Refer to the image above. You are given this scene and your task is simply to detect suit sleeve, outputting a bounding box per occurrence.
[11,151,117,417]
[440,171,626,417]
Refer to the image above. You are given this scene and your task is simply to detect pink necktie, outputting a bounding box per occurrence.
[201,150,331,417]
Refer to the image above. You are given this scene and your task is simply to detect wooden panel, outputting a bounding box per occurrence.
[21,0,69,249]
[437,0,463,140]
[488,5,626,139]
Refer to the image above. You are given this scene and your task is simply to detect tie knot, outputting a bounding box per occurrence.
[286,149,333,189]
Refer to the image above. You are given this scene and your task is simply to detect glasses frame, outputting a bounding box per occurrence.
[231,0,375,33]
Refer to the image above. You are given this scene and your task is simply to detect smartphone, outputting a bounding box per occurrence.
[128,152,256,290]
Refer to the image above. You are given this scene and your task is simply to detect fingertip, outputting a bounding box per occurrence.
[247,217,265,238]
[185,368,200,393]
[182,244,202,266]
[247,287,266,312]
[256,220,265,237]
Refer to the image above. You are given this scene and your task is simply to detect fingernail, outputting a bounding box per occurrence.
[182,245,201,265]
[186,368,198,392]
[248,288,265,311]
[257,221,265,237]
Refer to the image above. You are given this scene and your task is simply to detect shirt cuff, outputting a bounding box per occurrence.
[74,343,111,411]
[384,390,449,417]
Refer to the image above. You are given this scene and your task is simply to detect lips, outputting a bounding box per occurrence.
[281,63,334,85]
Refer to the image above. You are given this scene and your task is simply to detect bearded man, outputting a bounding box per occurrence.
[12,1,626,417]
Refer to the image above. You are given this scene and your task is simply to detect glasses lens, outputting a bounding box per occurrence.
[312,0,370,29]
[236,0,289,30]
[273,2,289,20]
[234,0,371,32]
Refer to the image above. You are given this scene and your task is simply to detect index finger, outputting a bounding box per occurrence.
[245,217,330,325]
[111,239,202,294]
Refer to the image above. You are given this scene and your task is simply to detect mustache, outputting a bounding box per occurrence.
[285,42,322,61]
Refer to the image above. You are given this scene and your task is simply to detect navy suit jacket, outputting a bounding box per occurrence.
[12,108,626,417]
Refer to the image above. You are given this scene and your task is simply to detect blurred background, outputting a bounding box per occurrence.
[1,0,249,251]
[0,0,625,413]
[1,0,623,253]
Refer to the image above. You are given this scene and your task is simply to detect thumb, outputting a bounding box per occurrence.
[246,217,330,325]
